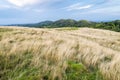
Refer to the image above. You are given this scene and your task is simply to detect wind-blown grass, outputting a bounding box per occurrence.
[0,27,120,80]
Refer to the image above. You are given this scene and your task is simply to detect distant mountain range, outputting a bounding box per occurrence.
[8,19,120,32]
[7,19,96,27]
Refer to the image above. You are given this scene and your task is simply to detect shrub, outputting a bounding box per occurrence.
[65,61,104,80]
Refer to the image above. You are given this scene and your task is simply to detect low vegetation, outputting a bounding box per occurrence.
[0,27,120,80]
[10,19,120,32]
[0,28,13,32]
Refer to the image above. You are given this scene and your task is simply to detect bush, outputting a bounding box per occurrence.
[65,61,104,80]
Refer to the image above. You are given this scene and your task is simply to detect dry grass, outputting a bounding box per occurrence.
[0,27,120,80]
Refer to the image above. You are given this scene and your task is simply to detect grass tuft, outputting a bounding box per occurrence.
[0,27,120,80]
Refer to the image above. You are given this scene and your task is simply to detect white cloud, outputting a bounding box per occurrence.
[8,0,40,7]
[65,3,93,11]
[86,6,120,14]
[7,0,62,7]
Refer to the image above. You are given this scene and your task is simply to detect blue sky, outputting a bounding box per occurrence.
[0,0,120,24]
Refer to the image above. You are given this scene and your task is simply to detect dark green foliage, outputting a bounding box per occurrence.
[53,19,76,27]
[94,21,120,32]
[65,61,104,80]
[8,19,120,32]
[76,20,92,27]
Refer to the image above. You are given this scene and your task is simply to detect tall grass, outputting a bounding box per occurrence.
[0,27,120,80]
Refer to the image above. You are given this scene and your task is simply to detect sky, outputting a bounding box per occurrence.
[0,0,120,24]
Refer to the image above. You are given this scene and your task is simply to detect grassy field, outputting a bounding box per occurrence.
[0,27,120,80]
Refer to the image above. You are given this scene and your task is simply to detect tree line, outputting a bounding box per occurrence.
[9,19,120,32]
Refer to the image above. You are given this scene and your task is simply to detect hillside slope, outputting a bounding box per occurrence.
[0,27,120,80]
[9,19,120,32]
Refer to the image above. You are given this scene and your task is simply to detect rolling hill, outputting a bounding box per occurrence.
[8,19,120,32]
[0,27,120,80]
